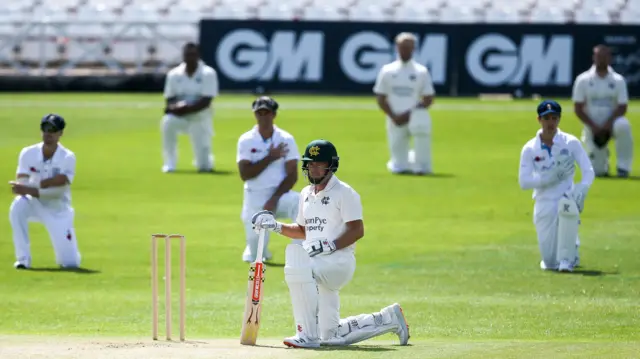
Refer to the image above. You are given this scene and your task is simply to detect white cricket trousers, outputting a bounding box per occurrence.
[533,198,579,270]
[311,250,356,339]
[161,112,214,171]
[241,188,302,260]
[386,109,432,173]
[581,116,633,174]
[9,195,81,267]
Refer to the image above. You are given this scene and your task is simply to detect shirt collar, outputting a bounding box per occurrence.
[178,60,204,76]
[312,174,339,195]
[37,142,63,161]
[396,59,414,67]
[252,125,279,140]
[588,65,613,78]
[535,129,563,148]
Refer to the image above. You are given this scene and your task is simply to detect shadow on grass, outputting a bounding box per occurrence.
[394,172,455,178]
[26,267,101,274]
[596,175,640,181]
[315,344,400,352]
[553,267,618,277]
[264,261,285,268]
[167,169,234,176]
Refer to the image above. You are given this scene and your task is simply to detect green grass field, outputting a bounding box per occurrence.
[0,93,639,358]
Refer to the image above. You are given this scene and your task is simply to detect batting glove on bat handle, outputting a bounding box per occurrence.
[260,221,282,233]
[251,210,280,234]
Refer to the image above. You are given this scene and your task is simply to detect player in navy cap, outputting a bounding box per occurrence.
[8,113,82,269]
[517,100,595,272]
[236,96,304,263]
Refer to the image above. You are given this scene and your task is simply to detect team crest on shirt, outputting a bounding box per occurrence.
[66,230,72,241]
[52,167,61,176]
[560,149,569,156]
[321,196,330,205]
[309,146,320,156]
[29,167,38,173]
[409,74,416,81]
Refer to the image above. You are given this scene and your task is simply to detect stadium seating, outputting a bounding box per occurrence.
[0,0,638,72]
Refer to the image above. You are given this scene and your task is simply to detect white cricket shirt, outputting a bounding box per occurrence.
[372,59,435,116]
[296,175,363,253]
[236,125,299,191]
[571,65,628,124]
[164,60,219,119]
[16,142,76,212]
[519,129,594,201]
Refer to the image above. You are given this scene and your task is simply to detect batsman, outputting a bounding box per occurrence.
[251,139,410,348]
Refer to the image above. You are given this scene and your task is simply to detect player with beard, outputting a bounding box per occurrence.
[251,139,410,348]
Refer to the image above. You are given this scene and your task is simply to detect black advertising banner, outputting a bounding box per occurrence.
[198,20,640,97]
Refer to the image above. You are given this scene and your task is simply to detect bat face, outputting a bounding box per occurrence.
[240,261,266,345]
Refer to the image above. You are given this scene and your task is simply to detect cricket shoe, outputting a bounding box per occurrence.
[617,168,629,178]
[558,259,573,272]
[14,260,30,270]
[283,334,320,349]
[383,303,410,345]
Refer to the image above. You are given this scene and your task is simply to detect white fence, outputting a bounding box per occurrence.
[0,19,198,75]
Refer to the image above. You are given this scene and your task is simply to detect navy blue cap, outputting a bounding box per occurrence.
[537,100,562,117]
[40,113,66,131]
[252,96,279,113]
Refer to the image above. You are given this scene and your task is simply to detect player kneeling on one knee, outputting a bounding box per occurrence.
[251,139,410,348]
[572,45,633,178]
[161,42,218,173]
[518,100,595,272]
[238,96,304,263]
[9,114,82,269]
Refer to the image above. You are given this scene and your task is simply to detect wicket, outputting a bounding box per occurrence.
[151,233,186,341]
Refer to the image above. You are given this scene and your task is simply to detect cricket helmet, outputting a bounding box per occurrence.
[302,139,339,184]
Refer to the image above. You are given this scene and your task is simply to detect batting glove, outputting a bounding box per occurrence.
[251,210,282,234]
[303,238,337,257]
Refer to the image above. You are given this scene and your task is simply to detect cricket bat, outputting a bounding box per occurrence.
[240,227,267,345]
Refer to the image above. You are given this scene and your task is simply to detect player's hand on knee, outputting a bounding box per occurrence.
[303,238,336,257]
[570,184,589,212]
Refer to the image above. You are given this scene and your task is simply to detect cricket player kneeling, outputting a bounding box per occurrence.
[373,32,435,175]
[9,114,82,269]
[252,139,410,348]
[161,42,218,173]
[572,45,633,178]
[519,100,595,272]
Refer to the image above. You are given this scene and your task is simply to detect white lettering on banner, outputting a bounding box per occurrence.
[465,34,573,86]
[215,29,324,82]
[339,31,448,84]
